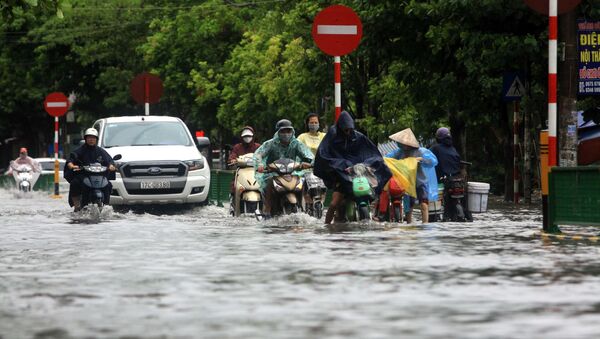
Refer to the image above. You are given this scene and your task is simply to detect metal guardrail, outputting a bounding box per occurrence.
[548,166,600,233]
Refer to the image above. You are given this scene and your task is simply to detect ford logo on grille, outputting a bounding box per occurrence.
[147,167,162,175]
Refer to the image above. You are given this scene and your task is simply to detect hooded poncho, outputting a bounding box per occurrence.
[252,129,314,191]
[313,111,391,195]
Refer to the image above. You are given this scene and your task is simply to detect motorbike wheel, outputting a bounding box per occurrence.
[393,205,402,223]
[314,202,323,219]
[245,201,258,215]
[455,203,465,221]
[283,203,298,215]
[358,205,370,221]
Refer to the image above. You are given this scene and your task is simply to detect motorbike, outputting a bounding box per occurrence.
[73,154,122,213]
[10,162,36,192]
[303,170,327,219]
[262,158,306,218]
[231,153,262,217]
[441,161,473,222]
[375,176,405,222]
[344,163,378,221]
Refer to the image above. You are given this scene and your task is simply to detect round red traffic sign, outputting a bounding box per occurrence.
[44,92,70,117]
[522,0,581,15]
[130,72,163,105]
[312,5,363,56]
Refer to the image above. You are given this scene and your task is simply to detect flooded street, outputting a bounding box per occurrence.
[1,188,600,339]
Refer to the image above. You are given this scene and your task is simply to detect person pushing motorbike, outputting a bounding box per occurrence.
[314,111,391,224]
[386,128,438,224]
[253,119,313,219]
[64,128,116,212]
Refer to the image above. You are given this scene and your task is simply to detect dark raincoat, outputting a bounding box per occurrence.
[64,144,115,207]
[313,111,391,195]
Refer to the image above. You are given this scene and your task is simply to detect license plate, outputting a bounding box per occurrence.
[140,181,170,189]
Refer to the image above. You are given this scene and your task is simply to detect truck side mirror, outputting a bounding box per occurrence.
[196,137,211,160]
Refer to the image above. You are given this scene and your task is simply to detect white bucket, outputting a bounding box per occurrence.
[467,182,490,213]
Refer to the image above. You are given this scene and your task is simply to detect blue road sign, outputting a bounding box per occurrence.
[503,72,525,102]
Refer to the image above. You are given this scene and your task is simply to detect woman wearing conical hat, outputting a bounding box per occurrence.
[386,128,438,224]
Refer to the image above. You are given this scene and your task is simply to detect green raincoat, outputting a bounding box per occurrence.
[253,131,314,192]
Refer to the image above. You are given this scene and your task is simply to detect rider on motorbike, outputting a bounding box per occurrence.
[314,111,391,224]
[64,128,116,211]
[429,127,461,179]
[297,113,326,155]
[430,127,472,222]
[386,128,438,224]
[253,119,313,219]
[297,113,327,215]
[227,126,261,215]
[6,147,41,188]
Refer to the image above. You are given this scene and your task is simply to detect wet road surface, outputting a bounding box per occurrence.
[1,189,600,339]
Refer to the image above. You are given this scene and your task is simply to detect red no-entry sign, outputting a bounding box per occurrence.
[312,5,363,56]
[44,92,70,117]
[130,72,163,105]
[522,0,581,15]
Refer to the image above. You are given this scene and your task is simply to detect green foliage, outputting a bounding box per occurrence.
[1,0,599,194]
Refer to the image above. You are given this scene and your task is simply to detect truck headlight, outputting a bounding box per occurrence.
[185,159,204,171]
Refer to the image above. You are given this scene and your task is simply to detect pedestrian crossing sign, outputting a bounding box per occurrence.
[503,72,525,101]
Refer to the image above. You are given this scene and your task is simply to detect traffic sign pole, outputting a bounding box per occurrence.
[44,92,70,198]
[548,0,558,168]
[54,117,60,197]
[312,5,362,123]
[334,56,341,120]
[145,76,150,116]
[513,101,520,204]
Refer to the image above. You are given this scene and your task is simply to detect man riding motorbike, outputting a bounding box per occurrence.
[6,147,42,188]
[314,111,391,224]
[64,128,116,211]
[430,127,461,180]
[430,127,472,221]
[253,119,314,219]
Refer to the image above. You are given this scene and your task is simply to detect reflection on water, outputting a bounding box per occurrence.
[1,189,600,339]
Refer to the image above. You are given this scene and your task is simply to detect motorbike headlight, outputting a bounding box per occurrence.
[185,159,204,171]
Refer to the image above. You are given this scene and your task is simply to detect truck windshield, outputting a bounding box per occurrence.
[102,121,192,147]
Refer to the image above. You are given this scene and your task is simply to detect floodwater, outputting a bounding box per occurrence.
[1,188,600,339]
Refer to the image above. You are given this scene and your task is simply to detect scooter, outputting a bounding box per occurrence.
[375,177,405,222]
[441,161,473,222]
[11,162,35,192]
[303,170,327,219]
[74,154,122,213]
[231,153,262,217]
[345,163,378,221]
[265,158,305,217]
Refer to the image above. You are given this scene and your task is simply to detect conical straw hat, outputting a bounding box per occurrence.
[389,128,419,148]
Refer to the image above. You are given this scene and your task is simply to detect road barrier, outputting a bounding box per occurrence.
[548,166,600,233]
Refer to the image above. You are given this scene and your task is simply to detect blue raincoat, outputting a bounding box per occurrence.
[313,111,391,195]
[385,146,439,201]
[253,130,314,192]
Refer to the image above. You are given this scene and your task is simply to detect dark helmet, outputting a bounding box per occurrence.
[275,119,293,132]
[435,127,451,139]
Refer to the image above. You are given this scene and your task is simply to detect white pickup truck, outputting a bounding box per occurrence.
[92,116,210,206]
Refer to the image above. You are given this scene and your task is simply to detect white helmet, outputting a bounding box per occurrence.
[84,128,98,138]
